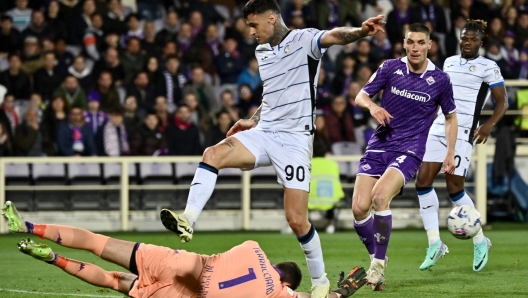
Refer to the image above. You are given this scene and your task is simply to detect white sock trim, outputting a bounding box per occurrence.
[354,214,372,225]
[374,210,392,216]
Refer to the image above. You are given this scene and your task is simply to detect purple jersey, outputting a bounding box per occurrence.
[361,57,456,159]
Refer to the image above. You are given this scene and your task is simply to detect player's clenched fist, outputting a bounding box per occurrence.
[369,105,394,126]
[226,119,257,137]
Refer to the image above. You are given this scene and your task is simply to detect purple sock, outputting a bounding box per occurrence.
[354,215,375,255]
[373,211,392,260]
[25,221,34,233]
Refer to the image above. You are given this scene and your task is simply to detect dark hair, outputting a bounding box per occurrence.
[1,15,13,22]
[43,50,55,58]
[275,262,302,291]
[8,52,21,61]
[243,0,281,19]
[215,108,230,120]
[126,13,140,22]
[463,19,488,39]
[109,106,124,116]
[407,23,430,38]
[166,54,179,62]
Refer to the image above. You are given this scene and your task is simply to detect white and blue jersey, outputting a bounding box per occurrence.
[254,28,327,133]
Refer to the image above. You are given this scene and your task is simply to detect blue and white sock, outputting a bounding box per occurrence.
[297,225,326,284]
[183,162,218,226]
[418,186,440,245]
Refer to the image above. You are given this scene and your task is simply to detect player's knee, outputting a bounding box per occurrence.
[287,216,309,235]
[202,146,223,168]
[372,192,389,210]
[352,201,369,219]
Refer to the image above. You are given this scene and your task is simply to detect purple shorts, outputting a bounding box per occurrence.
[357,151,422,185]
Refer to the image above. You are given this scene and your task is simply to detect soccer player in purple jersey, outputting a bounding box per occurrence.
[351,23,458,291]
[416,20,508,272]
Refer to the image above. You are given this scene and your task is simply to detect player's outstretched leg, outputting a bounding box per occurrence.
[2,201,110,257]
[17,238,136,294]
[161,161,219,243]
[417,186,449,271]
[449,190,490,271]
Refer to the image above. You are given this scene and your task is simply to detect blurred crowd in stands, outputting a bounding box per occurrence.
[0,0,525,159]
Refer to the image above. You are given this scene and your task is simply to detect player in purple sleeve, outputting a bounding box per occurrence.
[351,23,458,291]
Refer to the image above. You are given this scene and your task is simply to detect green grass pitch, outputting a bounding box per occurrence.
[0,223,527,297]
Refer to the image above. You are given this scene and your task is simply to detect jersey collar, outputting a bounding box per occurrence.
[400,56,436,78]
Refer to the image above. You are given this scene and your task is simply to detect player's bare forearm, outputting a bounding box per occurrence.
[320,27,366,47]
[444,112,458,155]
[484,85,509,128]
[249,103,263,124]
[355,91,375,110]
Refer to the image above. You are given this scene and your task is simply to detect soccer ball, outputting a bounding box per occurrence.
[447,205,482,240]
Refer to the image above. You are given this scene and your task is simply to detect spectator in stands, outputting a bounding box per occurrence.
[46,1,67,41]
[93,71,120,113]
[237,27,258,60]
[410,0,447,34]
[235,83,256,117]
[166,104,202,156]
[154,96,171,132]
[1,53,32,100]
[386,0,411,45]
[505,6,518,31]
[129,111,166,156]
[33,51,63,101]
[155,10,179,48]
[41,94,67,153]
[126,71,155,111]
[188,11,205,39]
[14,107,48,156]
[27,93,44,124]
[6,0,33,32]
[428,36,445,68]
[161,55,185,113]
[120,13,144,48]
[121,37,146,85]
[141,21,159,58]
[205,109,232,148]
[219,90,242,122]
[284,0,316,28]
[370,31,391,61]
[333,43,354,74]
[83,91,107,135]
[98,107,129,156]
[225,16,246,44]
[516,11,528,48]
[56,105,96,157]
[104,0,128,35]
[183,91,211,132]
[83,13,105,61]
[0,16,22,58]
[502,30,520,68]
[189,0,228,28]
[68,56,93,92]
[487,17,504,46]
[316,67,333,111]
[93,47,125,87]
[237,56,260,91]
[2,94,18,134]
[177,22,193,54]
[58,0,82,29]
[54,75,87,109]
[123,95,143,133]
[355,63,373,87]
[316,0,362,29]
[215,38,245,86]
[486,41,513,78]
[325,96,355,144]
[445,14,466,57]
[71,0,96,45]
[332,54,356,97]
[345,82,370,128]
[161,41,181,65]
[21,36,43,75]
[22,10,52,43]
[54,38,73,78]
[203,23,221,57]
[352,39,374,70]
[0,121,13,156]
[515,50,528,79]
[184,66,217,113]
[453,0,488,23]
[313,113,331,157]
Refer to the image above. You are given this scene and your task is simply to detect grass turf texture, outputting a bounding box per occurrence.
[0,223,527,297]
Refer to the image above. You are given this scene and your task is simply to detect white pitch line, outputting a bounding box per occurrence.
[0,288,123,297]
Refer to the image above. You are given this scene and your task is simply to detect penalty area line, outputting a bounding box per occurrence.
[0,288,123,297]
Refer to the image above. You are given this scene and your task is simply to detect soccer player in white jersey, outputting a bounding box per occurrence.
[416,19,508,272]
[158,0,385,297]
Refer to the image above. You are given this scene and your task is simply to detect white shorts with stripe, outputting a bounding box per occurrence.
[422,134,474,177]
